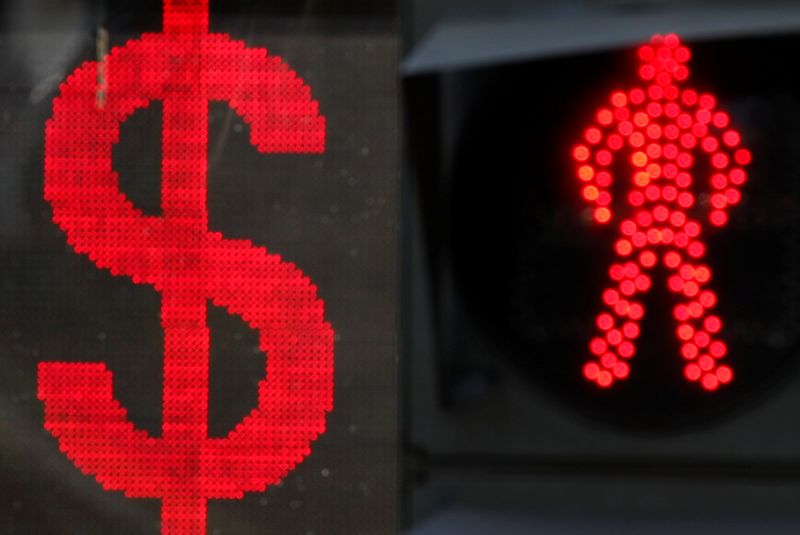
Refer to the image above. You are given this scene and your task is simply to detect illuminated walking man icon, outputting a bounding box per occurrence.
[574,34,751,391]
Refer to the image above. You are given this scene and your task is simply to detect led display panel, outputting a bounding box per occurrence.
[449,33,797,429]
[0,1,398,533]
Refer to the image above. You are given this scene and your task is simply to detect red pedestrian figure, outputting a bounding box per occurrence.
[574,33,751,391]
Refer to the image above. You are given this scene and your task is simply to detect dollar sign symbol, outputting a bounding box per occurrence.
[37,1,334,533]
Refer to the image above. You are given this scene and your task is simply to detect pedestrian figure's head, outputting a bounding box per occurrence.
[637,33,691,87]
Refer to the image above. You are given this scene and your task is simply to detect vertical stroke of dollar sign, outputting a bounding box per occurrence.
[37,1,334,533]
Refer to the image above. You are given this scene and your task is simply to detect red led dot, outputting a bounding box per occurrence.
[629,132,645,147]
[646,102,663,118]
[578,165,594,181]
[597,313,615,330]
[590,338,608,355]
[597,191,612,206]
[688,301,704,318]
[629,191,645,206]
[674,304,689,321]
[611,91,628,107]
[630,88,646,104]
[601,353,617,368]
[615,299,630,316]
[692,123,708,139]
[632,232,647,248]
[613,362,630,379]
[674,65,689,81]
[618,121,634,136]
[711,152,729,169]
[676,172,691,188]
[647,163,662,178]
[664,124,680,138]
[680,133,696,149]
[683,281,699,297]
[609,264,625,280]
[607,329,623,345]
[701,137,718,152]
[684,221,700,237]
[623,262,639,278]
[712,112,730,128]
[678,192,694,208]
[687,241,705,258]
[677,153,693,168]
[583,362,600,380]
[725,189,741,204]
[685,363,702,381]
[711,210,729,228]
[729,168,747,185]
[677,324,694,341]
[628,303,644,320]
[653,205,669,221]
[696,109,711,124]
[679,264,694,279]
[664,251,682,268]
[704,315,722,333]
[597,371,613,387]
[594,207,612,223]
[646,228,662,244]
[634,171,650,187]
[640,250,656,268]
[621,220,637,236]
[648,84,665,99]
[673,232,689,248]
[668,211,686,228]
[711,193,727,209]
[734,148,752,165]
[616,239,633,256]
[702,374,719,391]
[634,274,651,291]
[618,341,635,358]
[623,322,640,339]
[663,163,678,178]
[694,266,711,282]
[595,171,612,187]
[636,210,653,227]
[694,331,710,348]
[682,343,698,359]
[664,33,680,47]
[645,185,660,201]
[698,355,714,371]
[597,109,614,125]
[638,46,655,61]
[646,142,662,158]
[699,290,717,308]
[583,185,599,201]
[585,127,603,144]
[699,94,716,110]
[682,89,698,106]
[607,134,624,150]
[603,289,620,305]
[620,280,636,296]
[614,107,630,121]
[711,173,727,189]
[634,112,650,127]
[716,365,733,384]
[709,341,727,358]
[664,84,680,100]
[723,130,741,147]
[632,152,648,167]
[662,185,678,201]
[596,150,613,165]
[668,275,684,292]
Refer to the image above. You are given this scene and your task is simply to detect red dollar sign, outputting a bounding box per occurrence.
[574,33,751,391]
[37,1,334,533]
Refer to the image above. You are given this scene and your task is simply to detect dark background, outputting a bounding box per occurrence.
[0,1,399,534]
